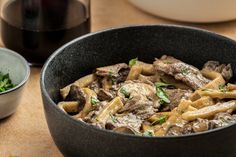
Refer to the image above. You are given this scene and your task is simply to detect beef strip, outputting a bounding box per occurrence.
[154,55,210,90]
[120,93,158,119]
[105,113,143,133]
[203,61,233,81]
[164,89,192,110]
[118,81,159,119]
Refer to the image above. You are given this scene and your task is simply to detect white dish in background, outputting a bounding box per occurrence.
[128,0,236,23]
[0,48,30,119]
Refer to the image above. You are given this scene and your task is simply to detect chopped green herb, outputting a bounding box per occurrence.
[218,85,228,93]
[163,61,173,64]
[219,117,227,123]
[87,108,96,114]
[120,87,130,98]
[111,79,116,85]
[128,96,134,100]
[151,115,168,125]
[109,113,118,123]
[0,72,15,93]
[91,96,100,106]
[201,88,215,92]
[155,82,174,88]
[129,58,138,66]
[181,68,189,75]
[155,83,170,104]
[159,99,166,105]
[108,71,113,78]
[143,130,153,137]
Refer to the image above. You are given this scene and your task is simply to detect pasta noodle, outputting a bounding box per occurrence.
[75,88,97,118]
[190,70,225,101]
[136,61,155,75]
[191,96,214,109]
[60,74,96,99]
[182,101,236,121]
[95,97,124,123]
[198,89,236,99]
[126,65,142,80]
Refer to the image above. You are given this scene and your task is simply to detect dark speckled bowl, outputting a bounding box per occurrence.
[40,25,236,157]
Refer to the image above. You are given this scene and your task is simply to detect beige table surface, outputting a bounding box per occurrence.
[1,0,236,156]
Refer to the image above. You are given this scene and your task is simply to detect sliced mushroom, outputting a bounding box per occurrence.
[96,63,128,77]
[88,79,101,94]
[116,68,130,83]
[101,77,112,91]
[75,88,97,118]
[65,85,86,103]
[58,101,79,113]
[192,118,209,133]
[60,74,96,99]
[209,112,236,129]
[203,61,233,81]
[97,89,114,101]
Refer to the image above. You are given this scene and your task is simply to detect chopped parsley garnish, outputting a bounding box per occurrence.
[109,113,118,123]
[111,79,116,85]
[128,96,134,100]
[181,68,189,75]
[218,85,228,93]
[151,115,168,125]
[155,82,174,88]
[0,72,15,93]
[143,130,153,137]
[155,82,170,104]
[163,61,173,64]
[91,96,100,106]
[120,87,130,98]
[108,71,113,78]
[129,58,138,66]
[219,117,227,124]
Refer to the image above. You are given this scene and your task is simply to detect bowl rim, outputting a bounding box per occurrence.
[0,48,30,96]
[41,24,236,139]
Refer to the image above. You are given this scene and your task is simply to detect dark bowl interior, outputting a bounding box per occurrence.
[41,25,236,157]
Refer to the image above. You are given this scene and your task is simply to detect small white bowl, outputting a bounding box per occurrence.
[128,0,236,23]
[0,48,30,119]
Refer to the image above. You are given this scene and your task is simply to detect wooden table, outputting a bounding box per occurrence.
[1,0,236,156]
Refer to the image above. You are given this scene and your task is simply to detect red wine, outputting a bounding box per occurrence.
[1,0,90,65]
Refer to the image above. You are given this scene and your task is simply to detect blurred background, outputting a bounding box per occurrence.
[90,0,236,39]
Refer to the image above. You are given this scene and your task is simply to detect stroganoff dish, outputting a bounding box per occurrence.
[58,55,236,136]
